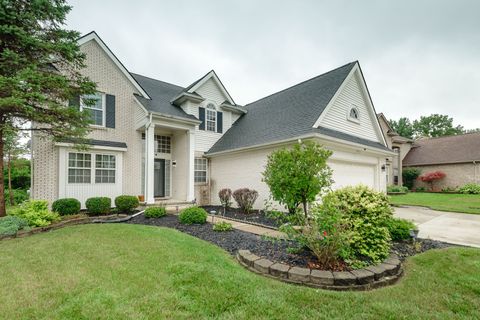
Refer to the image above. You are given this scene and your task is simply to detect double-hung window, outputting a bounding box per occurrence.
[95,154,116,183]
[81,92,105,126]
[206,103,216,132]
[194,158,208,183]
[68,152,116,184]
[68,153,92,183]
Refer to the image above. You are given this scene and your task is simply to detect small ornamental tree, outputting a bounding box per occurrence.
[419,171,446,191]
[262,141,333,217]
[402,167,421,190]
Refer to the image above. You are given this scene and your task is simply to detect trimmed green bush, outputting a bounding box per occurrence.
[52,198,81,216]
[179,206,208,225]
[144,206,167,218]
[458,183,480,194]
[402,167,421,190]
[115,195,139,213]
[387,185,408,193]
[9,200,59,227]
[0,216,29,236]
[85,197,111,216]
[321,185,393,264]
[213,221,233,232]
[384,218,416,241]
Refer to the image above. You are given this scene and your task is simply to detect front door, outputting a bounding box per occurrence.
[154,159,165,197]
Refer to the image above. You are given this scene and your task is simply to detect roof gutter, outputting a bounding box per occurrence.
[150,111,202,125]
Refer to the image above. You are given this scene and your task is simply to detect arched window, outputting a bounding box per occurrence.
[348,107,360,122]
[206,103,217,132]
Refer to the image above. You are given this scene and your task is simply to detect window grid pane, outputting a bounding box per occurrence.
[155,135,171,154]
[68,153,92,183]
[194,158,207,183]
[82,92,104,125]
[206,109,216,132]
[95,154,116,183]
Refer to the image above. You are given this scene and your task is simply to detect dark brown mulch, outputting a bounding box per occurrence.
[201,205,280,228]
[126,214,455,271]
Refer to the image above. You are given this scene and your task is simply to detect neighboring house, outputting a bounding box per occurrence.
[377,113,413,186]
[31,31,393,209]
[403,132,480,190]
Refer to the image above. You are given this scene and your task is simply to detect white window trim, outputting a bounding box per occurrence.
[80,92,106,127]
[194,157,208,185]
[347,106,360,124]
[94,154,116,184]
[205,103,217,132]
[67,153,92,184]
[67,151,117,185]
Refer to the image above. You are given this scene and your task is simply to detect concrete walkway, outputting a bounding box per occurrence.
[393,206,480,248]
[207,215,285,238]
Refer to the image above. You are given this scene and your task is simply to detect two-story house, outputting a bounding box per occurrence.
[31,32,393,209]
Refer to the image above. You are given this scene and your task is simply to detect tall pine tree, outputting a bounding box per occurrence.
[0,0,96,216]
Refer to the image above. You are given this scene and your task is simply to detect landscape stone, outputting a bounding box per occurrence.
[364,264,387,280]
[242,253,261,267]
[254,258,274,273]
[288,267,311,282]
[310,270,334,285]
[333,271,357,286]
[350,269,375,285]
[269,263,290,278]
[380,263,399,276]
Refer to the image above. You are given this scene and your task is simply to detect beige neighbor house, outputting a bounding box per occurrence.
[403,132,480,190]
[377,113,413,186]
[31,32,394,210]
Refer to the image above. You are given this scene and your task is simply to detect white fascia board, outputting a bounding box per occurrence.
[78,32,151,99]
[54,142,127,152]
[207,133,395,158]
[188,70,235,105]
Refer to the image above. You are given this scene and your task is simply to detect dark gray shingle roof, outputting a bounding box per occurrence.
[207,62,388,154]
[131,73,198,121]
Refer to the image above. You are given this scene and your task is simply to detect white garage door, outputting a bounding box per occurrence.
[329,161,376,189]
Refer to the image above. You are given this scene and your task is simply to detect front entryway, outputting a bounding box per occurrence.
[154,159,165,197]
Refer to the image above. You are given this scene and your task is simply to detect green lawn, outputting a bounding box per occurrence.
[389,192,480,214]
[0,224,479,319]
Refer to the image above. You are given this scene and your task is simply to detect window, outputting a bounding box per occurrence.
[68,153,92,183]
[156,135,171,154]
[95,154,116,183]
[206,103,216,132]
[348,107,360,122]
[194,158,208,183]
[81,92,105,126]
[67,152,116,184]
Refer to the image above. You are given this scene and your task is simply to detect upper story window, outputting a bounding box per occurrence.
[206,103,216,132]
[348,106,360,123]
[155,135,171,154]
[81,92,105,126]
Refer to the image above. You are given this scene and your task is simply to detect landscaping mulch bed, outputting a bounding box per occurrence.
[127,214,454,271]
[201,205,279,229]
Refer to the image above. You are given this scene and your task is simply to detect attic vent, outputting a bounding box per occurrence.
[348,107,360,123]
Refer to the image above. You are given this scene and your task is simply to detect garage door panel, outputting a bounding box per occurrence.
[329,161,375,189]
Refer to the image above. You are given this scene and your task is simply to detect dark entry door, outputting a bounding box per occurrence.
[154,159,165,197]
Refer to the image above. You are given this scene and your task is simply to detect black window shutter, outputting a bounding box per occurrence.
[216,111,223,133]
[106,94,115,128]
[199,107,205,130]
[69,95,80,109]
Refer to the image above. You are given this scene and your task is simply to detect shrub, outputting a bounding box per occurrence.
[419,171,446,191]
[441,186,458,193]
[218,188,232,208]
[0,216,29,236]
[262,141,333,215]
[232,188,259,214]
[144,206,167,218]
[52,198,81,216]
[402,167,421,190]
[415,187,426,192]
[321,185,393,264]
[85,197,111,216]
[5,189,29,205]
[179,206,208,224]
[387,185,408,193]
[9,200,60,227]
[115,195,139,213]
[458,183,480,194]
[384,218,416,241]
[213,221,233,232]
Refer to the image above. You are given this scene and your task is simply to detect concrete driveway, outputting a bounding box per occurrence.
[393,206,480,248]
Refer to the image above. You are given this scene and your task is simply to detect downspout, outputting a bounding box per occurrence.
[474,161,478,184]
[144,113,153,201]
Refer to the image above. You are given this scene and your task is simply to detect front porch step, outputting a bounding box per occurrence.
[141,200,196,214]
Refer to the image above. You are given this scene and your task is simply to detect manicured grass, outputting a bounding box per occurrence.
[390,192,480,214]
[0,224,479,319]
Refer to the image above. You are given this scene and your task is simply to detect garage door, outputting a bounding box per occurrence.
[329,161,376,189]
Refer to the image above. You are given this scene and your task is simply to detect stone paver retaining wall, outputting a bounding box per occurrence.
[237,250,403,291]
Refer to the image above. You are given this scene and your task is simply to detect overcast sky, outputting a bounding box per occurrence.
[67,0,480,129]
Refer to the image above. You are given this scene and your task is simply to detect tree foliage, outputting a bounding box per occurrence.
[419,171,446,191]
[402,167,421,190]
[389,114,465,139]
[0,0,96,216]
[262,141,333,216]
[389,117,414,139]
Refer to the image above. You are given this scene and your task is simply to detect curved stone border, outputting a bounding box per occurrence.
[237,250,403,291]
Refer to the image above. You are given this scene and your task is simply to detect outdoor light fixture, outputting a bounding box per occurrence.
[381,165,386,172]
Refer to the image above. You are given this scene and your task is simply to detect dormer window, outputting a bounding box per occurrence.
[348,106,360,123]
[206,103,216,132]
